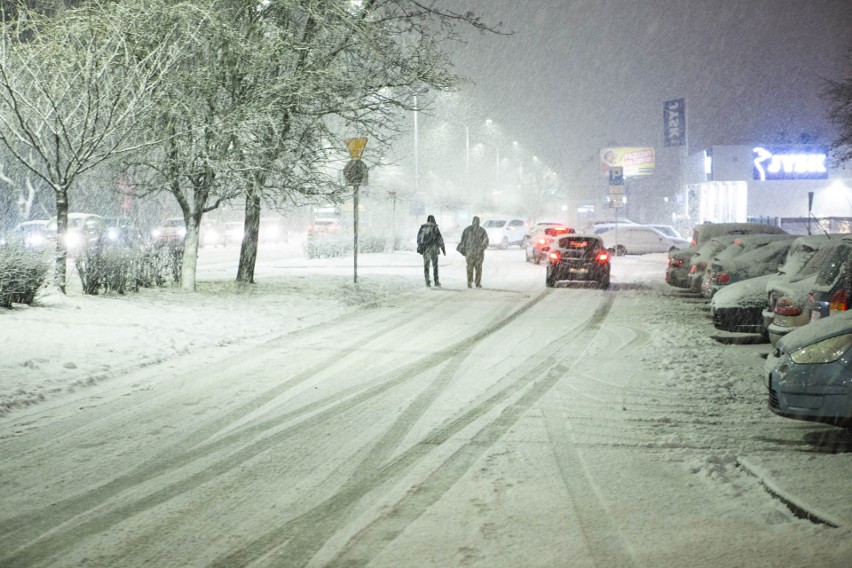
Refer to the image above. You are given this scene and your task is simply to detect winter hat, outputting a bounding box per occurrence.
[427,215,436,223]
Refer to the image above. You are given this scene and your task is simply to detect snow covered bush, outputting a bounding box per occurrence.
[0,243,50,307]
[75,244,184,295]
[75,244,142,295]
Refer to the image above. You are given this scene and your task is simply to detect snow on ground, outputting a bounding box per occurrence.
[1,244,851,566]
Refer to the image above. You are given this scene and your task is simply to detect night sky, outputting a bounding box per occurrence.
[447,0,851,195]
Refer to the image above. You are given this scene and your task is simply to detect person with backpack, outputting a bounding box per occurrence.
[458,215,489,288]
[416,214,446,287]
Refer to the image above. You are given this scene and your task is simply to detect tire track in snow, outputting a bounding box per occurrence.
[308,293,616,568]
[0,304,437,557]
[0,290,551,567]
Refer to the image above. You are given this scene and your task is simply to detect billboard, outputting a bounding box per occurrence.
[600,147,655,177]
[752,145,829,181]
[663,98,686,147]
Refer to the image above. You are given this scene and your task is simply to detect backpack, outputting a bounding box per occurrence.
[419,224,435,246]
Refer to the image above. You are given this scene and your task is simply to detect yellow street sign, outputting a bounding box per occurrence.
[345,137,368,160]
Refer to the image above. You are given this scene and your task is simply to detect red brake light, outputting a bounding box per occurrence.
[829,289,848,312]
[716,272,730,284]
[548,251,561,263]
[774,298,802,316]
[597,251,609,263]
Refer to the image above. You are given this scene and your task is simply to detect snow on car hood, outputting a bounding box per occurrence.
[776,310,852,352]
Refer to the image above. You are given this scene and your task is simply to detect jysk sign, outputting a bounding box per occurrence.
[663,98,686,147]
[753,145,828,181]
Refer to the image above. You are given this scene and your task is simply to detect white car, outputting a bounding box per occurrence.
[596,224,689,256]
[481,217,528,249]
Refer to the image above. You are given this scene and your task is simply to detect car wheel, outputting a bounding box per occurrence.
[599,275,610,289]
[534,253,542,265]
[500,237,509,250]
[520,236,529,249]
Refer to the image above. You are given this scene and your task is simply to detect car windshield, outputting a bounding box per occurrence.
[482,220,506,228]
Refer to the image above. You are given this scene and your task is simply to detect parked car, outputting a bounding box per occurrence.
[808,235,852,321]
[712,234,834,336]
[47,213,106,254]
[260,217,287,244]
[596,224,689,256]
[700,234,796,298]
[765,236,849,345]
[481,217,528,249]
[150,217,186,249]
[102,216,145,249]
[525,223,574,263]
[666,222,786,289]
[764,310,852,429]
[683,236,745,293]
[710,273,776,334]
[545,234,610,288]
[307,218,342,237]
[647,224,684,240]
[6,220,53,250]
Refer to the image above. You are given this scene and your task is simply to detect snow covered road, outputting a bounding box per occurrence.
[1,246,850,567]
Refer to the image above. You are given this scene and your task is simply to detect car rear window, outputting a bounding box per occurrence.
[814,243,852,286]
[557,237,600,257]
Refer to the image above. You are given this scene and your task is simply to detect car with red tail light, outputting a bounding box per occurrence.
[700,234,796,298]
[525,223,574,264]
[666,222,786,289]
[545,234,610,288]
[807,235,852,322]
[765,236,849,345]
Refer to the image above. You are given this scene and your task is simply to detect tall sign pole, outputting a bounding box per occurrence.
[344,137,368,283]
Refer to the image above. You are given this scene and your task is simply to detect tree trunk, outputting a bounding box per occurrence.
[53,189,70,294]
[237,189,261,284]
[181,215,200,291]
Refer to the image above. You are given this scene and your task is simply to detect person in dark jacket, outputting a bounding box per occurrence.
[459,215,489,288]
[416,214,446,287]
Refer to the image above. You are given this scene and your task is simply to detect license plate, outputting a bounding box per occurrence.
[568,268,588,274]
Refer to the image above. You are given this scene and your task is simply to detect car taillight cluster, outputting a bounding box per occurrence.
[715,272,730,284]
[548,251,561,263]
[596,251,609,263]
[829,289,849,312]
[774,297,802,317]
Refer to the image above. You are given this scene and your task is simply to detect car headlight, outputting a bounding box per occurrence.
[790,332,852,364]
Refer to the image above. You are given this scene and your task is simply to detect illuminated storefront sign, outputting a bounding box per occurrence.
[753,146,828,181]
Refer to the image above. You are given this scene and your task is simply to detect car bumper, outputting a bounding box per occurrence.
[712,306,765,333]
[665,269,690,288]
[549,265,609,284]
[766,357,852,427]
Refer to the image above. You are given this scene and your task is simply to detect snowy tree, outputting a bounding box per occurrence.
[0,1,190,292]
[125,0,499,288]
[823,49,852,165]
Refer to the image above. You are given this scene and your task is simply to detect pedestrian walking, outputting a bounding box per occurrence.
[458,215,489,288]
[416,214,446,287]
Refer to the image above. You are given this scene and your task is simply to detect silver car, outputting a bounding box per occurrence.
[765,310,852,429]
